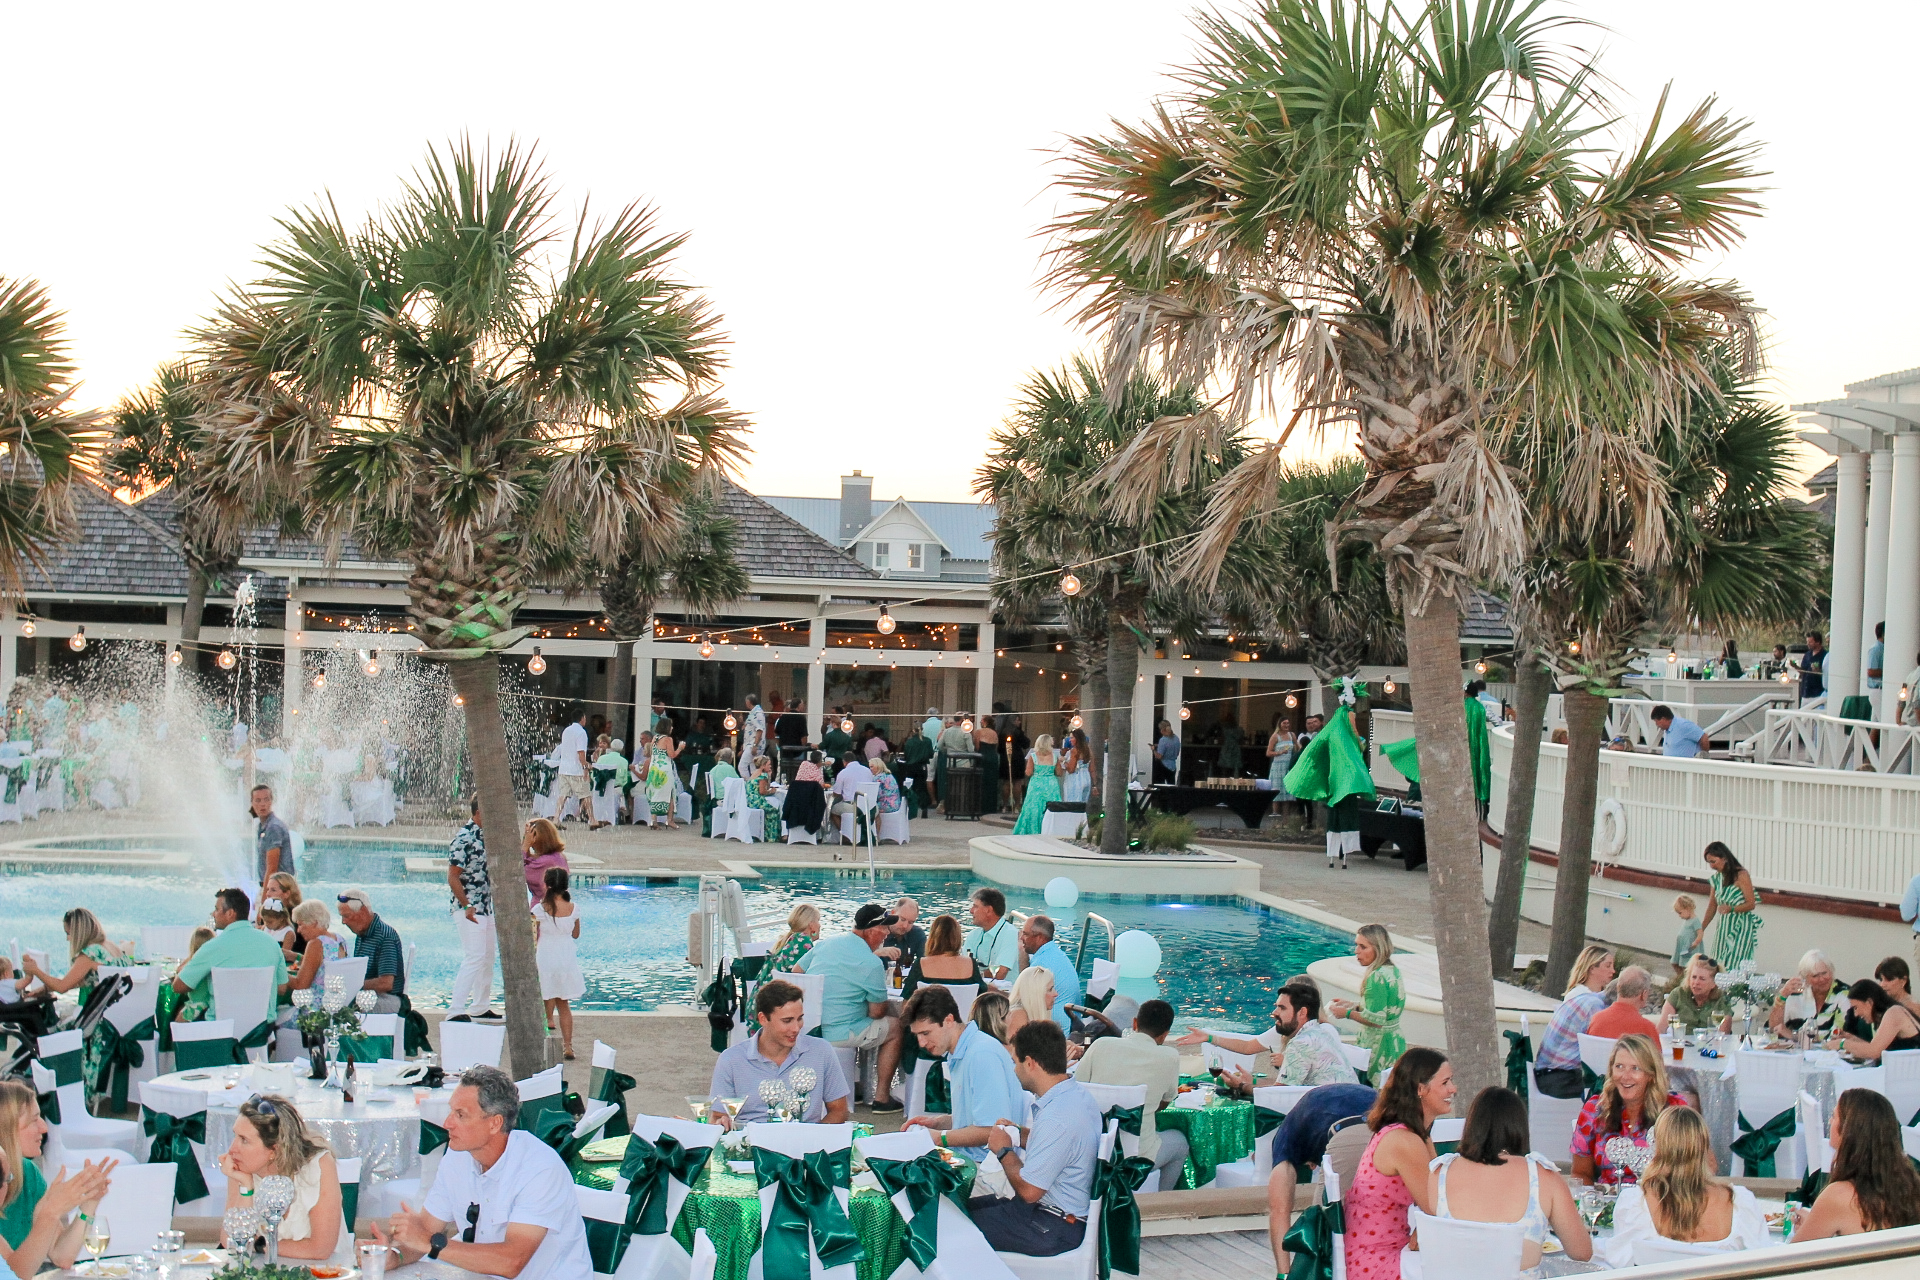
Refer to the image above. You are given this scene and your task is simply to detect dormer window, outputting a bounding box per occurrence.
[872,542,891,568]
[908,543,924,570]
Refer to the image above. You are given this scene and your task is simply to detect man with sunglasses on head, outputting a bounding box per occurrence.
[372,1064,589,1279]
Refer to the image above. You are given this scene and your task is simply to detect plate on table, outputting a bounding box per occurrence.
[577,1136,632,1163]
[304,1265,359,1279]
[178,1073,211,1082]
[179,1248,228,1265]
[79,1264,133,1278]
[1540,1238,1564,1255]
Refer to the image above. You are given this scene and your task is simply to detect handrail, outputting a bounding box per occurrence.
[1076,912,1116,973]
[1750,707,1920,774]
[1587,1223,1920,1280]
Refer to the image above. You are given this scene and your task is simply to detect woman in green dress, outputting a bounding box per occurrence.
[22,909,126,1103]
[1698,841,1761,970]
[747,904,821,1032]
[743,755,782,841]
[645,724,684,827]
[1012,734,1062,835]
[1328,922,1405,1078]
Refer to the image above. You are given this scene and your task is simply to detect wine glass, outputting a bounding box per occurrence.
[686,1094,713,1123]
[84,1213,111,1275]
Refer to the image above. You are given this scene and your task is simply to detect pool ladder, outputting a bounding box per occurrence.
[1075,912,1116,972]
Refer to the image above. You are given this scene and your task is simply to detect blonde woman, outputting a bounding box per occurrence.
[1605,1106,1766,1264]
[287,899,352,993]
[1013,734,1062,835]
[23,910,126,1094]
[1329,923,1405,1076]
[1532,945,1615,1098]
[768,904,822,973]
[0,1080,114,1276]
[218,1094,342,1261]
[971,989,1011,1044]
[1004,965,1056,1040]
[1570,1035,1689,1186]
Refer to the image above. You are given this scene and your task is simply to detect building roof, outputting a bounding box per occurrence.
[23,481,191,600]
[761,493,997,565]
[1460,589,1512,642]
[1845,366,1920,393]
[714,482,872,580]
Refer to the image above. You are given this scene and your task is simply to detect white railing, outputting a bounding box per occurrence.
[1748,708,1920,775]
[1607,690,1796,749]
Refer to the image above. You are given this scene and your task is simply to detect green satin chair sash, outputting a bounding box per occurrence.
[1101,1105,1144,1137]
[1731,1105,1798,1178]
[420,1119,448,1156]
[42,1045,84,1088]
[1503,1029,1534,1103]
[341,1178,360,1231]
[865,1152,970,1271]
[620,1133,713,1237]
[171,1036,243,1072]
[1252,1105,1288,1138]
[143,1107,211,1203]
[1282,1200,1344,1280]
[91,1017,154,1111]
[36,1090,59,1125]
[338,1034,395,1063]
[1093,1149,1154,1279]
[592,1066,638,1139]
[751,1146,863,1280]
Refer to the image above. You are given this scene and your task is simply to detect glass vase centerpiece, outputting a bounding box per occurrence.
[758,1078,798,1122]
[253,1173,298,1265]
[294,975,366,1087]
[1714,966,1783,1045]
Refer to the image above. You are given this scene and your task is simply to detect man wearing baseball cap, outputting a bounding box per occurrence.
[796,903,904,1111]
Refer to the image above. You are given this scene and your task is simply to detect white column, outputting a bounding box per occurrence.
[1864,447,1894,713]
[1130,664,1154,782]
[1829,450,1867,701]
[974,621,995,720]
[0,606,15,705]
[633,640,653,739]
[941,629,959,712]
[1881,433,1920,719]
[805,616,826,729]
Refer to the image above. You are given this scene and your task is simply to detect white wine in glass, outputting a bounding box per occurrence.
[84,1213,111,1274]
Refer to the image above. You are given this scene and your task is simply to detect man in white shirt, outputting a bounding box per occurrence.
[553,707,593,823]
[741,693,767,767]
[963,887,1020,980]
[374,1065,591,1280]
[1073,997,1187,1190]
[829,753,875,842]
[1175,982,1357,1088]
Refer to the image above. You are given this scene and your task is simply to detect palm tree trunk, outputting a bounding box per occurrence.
[1083,663,1109,805]
[1100,618,1141,856]
[448,654,547,1076]
[1402,600,1500,1101]
[608,642,634,746]
[1488,660,1551,976]
[1545,687,1606,993]
[182,563,209,670]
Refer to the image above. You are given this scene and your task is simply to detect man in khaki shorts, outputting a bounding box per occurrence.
[797,903,905,1111]
[552,706,594,822]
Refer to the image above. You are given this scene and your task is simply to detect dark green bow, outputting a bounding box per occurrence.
[90,1016,154,1112]
[238,1019,276,1052]
[520,1104,577,1155]
[143,1107,210,1203]
[593,1066,639,1139]
[338,1034,395,1063]
[1580,1064,1604,1101]
[396,994,431,1056]
[41,1044,84,1088]
[172,1035,242,1072]
[1731,1105,1798,1178]
[1102,1104,1144,1137]
[1503,1029,1534,1105]
[620,1133,712,1237]
[36,1090,59,1125]
[592,767,617,790]
[751,1146,863,1280]
[419,1119,448,1156]
[3,762,24,804]
[1282,1200,1345,1280]
[1253,1105,1287,1138]
[925,1060,952,1113]
[585,1217,629,1274]
[1790,1168,1829,1208]
[1093,1148,1155,1278]
[153,985,183,1052]
[867,1152,971,1271]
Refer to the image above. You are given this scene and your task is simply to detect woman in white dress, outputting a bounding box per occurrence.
[218,1094,343,1262]
[1266,713,1297,816]
[534,865,585,1060]
[1603,1105,1767,1266]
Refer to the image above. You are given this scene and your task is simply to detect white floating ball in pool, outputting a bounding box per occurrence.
[1044,877,1079,909]
[1114,929,1162,978]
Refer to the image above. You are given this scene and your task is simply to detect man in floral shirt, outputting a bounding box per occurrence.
[446,798,499,1022]
[1175,982,1359,1087]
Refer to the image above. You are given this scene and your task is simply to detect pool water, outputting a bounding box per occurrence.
[0,845,1349,1029]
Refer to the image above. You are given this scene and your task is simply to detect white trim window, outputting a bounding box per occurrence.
[872,541,891,568]
[908,543,924,571]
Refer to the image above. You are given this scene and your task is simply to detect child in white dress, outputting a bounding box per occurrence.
[534,866,585,1059]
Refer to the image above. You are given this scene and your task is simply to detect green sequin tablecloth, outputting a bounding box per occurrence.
[1156,1098,1254,1189]
[572,1138,975,1280]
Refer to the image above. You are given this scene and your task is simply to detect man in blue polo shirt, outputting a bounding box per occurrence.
[708,979,850,1126]
[1018,914,1081,1032]
[972,1021,1103,1257]
[902,984,1023,1159]
[796,904,903,1110]
[172,887,289,1013]
[1651,705,1704,758]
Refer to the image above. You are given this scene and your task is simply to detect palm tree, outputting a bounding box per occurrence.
[1485,612,1553,978]
[978,360,1246,855]
[1043,0,1763,1092]
[0,279,105,592]
[194,141,744,1074]
[600,485,750,742]
[104,361,244,657]
[1524,369,1824,991]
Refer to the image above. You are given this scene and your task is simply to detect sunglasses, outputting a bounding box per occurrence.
[336,896,367,908]
[462,1202,481,1244]
[245,1095,278,1116]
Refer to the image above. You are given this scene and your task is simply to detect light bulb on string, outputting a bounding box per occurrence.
[700,640,715,658]
[1285,693,1299,708]
[1568,640,1582,655]
[1059,573,1081,597]
[364,657,381,677]
[961,718,974,732]
[723,713,738,732]
[1473,660,1488,675]
[167,648,183,667]
[18,620,33,638]
[67,627,86,652]
[1178,704,1192,720]
[291,630,305,645]
[527,647,547,675]
[453,693,465,707]
[1069,715,1083,730]
[313,673,327,691]
[841,717,854,733]
[877,607,895,635]
[217,648,238,670]
[1667,650,1678,664]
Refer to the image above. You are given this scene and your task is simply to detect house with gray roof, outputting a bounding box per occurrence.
[762,472,994,582]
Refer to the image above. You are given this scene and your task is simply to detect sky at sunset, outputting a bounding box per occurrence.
[7,1,1912,502]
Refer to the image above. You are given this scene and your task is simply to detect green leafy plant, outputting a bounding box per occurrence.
[1136,812,1195,853]
[213,1259,320,1280]
[292,1004,361,1040]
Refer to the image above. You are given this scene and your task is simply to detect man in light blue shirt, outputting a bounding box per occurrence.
[902,985,1023,1159]
[1869,622,1886,690]
[1652,705,1705,758]
[972,1021,1103,1257]
[1019,914,1081,1033]
[795,904,903,1109]
[1901,872,1920,956]
[964,888,1020,980]
[922,709,944,745]
[171,887,290,1015]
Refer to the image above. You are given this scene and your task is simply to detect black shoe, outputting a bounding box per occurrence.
[446,1014,473,1023]
[869,1097,904,1113]
[475,1010,504,1021]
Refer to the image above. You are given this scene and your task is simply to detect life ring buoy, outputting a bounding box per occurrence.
[1594,798,1628,862]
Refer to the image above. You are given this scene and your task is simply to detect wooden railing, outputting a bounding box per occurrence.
[1746,707,1920,775]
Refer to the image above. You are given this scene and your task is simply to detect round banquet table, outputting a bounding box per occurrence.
[1156,1095,1255,1189]
[571,1135,974,1280]
[1666,1045,1865,1175]
[146,1065,448,1188]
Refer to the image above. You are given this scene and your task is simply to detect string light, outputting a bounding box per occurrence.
[67,627,86,652]
[1667,649,1678,663]
[217,648,238,670]
[1567,640,1582,655]
[877,607,895,635]
[452,693,465,707]
[363,657,381,677]
[1473,660,1488,675]
[840,717,854,733]
[18,620,33,637]
[1069,715,1083,730]
[700,640,715,658]
[167,649,183,666]
[1285,693,1299,708]
[1059,573,1081,596]
[527,647,547,675]
[723,713,738,731]
[1178,704,1192,720]
[313,673,327,691]
[1383,679,1397,694]
[961,718,974,732]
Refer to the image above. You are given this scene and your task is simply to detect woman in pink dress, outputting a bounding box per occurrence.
[1343,1046,1456,1280]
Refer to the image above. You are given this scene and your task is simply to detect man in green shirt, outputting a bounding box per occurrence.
[172,887,291,1013]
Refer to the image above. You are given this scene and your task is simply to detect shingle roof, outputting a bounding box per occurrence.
[717,481,873,580]
[760,493,996,571]
[1461,589,1512,641]
[22,481,190,599]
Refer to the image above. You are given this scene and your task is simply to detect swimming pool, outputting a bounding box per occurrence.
[0,844,1348,1029]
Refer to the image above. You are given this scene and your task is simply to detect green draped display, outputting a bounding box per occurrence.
[1283,711,1374,806]
[90,1016,154,1112]
[144,1107,210,1203]
[865,1153,970,1272]
[1378,696,1491,803]
[751,1146,864,1280]
[1731,1105,1798,1178]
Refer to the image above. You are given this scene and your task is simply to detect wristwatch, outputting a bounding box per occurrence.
[429,1232,449,1260]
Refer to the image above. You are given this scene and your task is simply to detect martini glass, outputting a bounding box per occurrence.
[686,1094,714,1123]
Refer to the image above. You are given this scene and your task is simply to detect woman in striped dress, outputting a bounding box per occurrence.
[1699,841,1761,970]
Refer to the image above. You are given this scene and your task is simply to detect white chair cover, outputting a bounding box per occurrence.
[786,972,827,1035]
[139,1078,226,1214]
[1576,1033,1618,1079]
[1079,1082,1155,1190]
[877,805,911,844]
[211,967,277,1059]
[96,966,161,1097]
[691,1228,719,1280]
[1403,1210,1527,1280]
[607,1115,715,1280]
[837,781,881,845]
[724,778,762,843]
[440,1020,506,1072]
[1732,1050,1806,1179]
[994,1123,1114,1280]
[745,1123,858,1280]
[1214,1084,1314,1188]
[1338,1042,1372,1074]
[323,955,370,994]
[1430,1117,1466,1147]
[518,1064,565,1102]
[1085,960,1118,1002]
[855,1129,1017,1280]
[39,1028,141,1157]
[139,926,198,961]
[337,1156,362,1230]
[1525,1068,1583,1167]
[94,1161,177,1257]
[1799,1090,1831,1174]
[1883,1049,1920,1130]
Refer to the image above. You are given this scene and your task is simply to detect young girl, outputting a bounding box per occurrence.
[258,898,294,952]
[533,867,584,1060]
[1670,894,1703,980]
